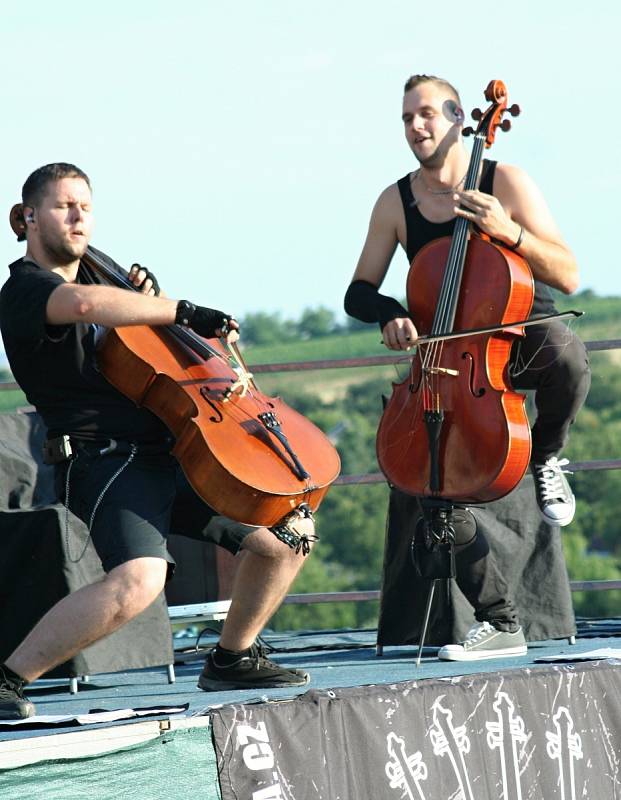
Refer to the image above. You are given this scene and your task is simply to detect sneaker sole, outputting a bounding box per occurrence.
[198,674,310,692]
[0,702,36,719]
[540,502,576,528]
[540,496,576,527]
[438,645,528,662]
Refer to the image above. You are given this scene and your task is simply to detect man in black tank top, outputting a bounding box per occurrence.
[344,75,590,661]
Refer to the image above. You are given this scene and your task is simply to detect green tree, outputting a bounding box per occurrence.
[238,311,295,346]
[561,530,621,617]
[270,553,361,631]
[296,307,340,339]
[2,296,620,627]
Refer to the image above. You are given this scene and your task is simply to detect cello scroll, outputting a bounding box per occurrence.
[462,79,520,145]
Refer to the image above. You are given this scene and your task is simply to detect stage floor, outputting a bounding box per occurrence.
[1,619,620,760]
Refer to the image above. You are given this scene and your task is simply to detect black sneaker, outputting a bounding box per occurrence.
[198,644,310,691]
[532,457,575,527]
[0,669,36,720]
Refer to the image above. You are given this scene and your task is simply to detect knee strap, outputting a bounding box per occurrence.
[452,508,490,563]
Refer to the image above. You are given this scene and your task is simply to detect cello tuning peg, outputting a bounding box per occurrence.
[500,119,512,132]
[508,103,521,117]
[462,126,475,137]
[471,107,482,121]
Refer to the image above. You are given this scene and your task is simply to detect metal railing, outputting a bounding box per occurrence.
[2,335,620,600]
[248,335,621,599]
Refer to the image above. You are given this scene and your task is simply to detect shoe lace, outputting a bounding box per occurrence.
[464,622,493,643]
[0,677,26,701]
[534,457,572,502]
[247,643,275,669]
[209,641,275,671]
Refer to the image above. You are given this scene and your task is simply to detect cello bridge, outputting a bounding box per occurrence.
[222,370,254,402]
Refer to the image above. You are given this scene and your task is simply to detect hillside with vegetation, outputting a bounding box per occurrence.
[1,288,619,627]
[236,289,621,628]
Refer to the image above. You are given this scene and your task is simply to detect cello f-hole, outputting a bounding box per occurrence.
[200,387,224,423]
[462,352,486,398]
[408,355,423,393]
[409,375,422,393]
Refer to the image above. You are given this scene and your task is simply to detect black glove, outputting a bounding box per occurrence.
[344,279,410,331]
[129,263,161,296]
[175,300,235,338]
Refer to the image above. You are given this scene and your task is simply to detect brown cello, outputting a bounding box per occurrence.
[376,80,532,503]
[8,206,341,527]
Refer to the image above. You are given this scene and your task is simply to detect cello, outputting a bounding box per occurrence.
[376,80,533,503]
[8,206,341,529]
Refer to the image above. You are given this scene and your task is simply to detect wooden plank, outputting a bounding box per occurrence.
[0,719,163,769]
[168,600,231,624]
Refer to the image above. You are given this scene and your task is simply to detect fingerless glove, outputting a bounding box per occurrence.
[344,280,410,330]
[130,263,161,296]
[175,301,232,338]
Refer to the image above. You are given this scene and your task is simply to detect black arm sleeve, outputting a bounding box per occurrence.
[344,279,410,330]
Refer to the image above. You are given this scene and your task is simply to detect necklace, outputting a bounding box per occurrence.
[414,169,467,196]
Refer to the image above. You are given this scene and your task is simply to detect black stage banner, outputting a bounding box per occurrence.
[211,660,621,800]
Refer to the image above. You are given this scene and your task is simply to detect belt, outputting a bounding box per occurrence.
[43,434,173,464]
[69,437,173,456]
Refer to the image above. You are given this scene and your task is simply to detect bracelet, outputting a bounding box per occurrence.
[510,225,524,251]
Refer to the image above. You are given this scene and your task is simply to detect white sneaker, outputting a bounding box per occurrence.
[438,622,528,661]
[532,457,575,527]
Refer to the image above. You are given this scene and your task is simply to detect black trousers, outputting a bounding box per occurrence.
[510,319,591,463]
[459,320,590,629]
[55,443,256,577]
[451,509,519,631]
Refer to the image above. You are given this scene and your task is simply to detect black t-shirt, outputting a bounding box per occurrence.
[0,246,169,442]
[396,159,557,317]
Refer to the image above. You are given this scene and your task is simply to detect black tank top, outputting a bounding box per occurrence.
[397,159,556,317]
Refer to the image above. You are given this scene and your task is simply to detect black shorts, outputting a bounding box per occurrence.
[56,442,257,575]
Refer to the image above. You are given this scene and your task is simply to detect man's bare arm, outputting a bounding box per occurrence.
[351,185,401,286]
[454,164,578,294]
[46,283,240,342]
[347,185,418,349]
[46,283,178,327]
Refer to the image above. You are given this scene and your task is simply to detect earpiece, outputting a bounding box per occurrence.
[25,213,34,223]
[448,102,464,124]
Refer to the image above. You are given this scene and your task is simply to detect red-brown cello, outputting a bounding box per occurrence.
[376,80,533,503]
[8,206,341,528]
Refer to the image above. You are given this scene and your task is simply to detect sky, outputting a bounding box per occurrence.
[1,0,619,337]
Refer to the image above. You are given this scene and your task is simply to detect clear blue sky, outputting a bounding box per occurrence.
[1,0,619,332]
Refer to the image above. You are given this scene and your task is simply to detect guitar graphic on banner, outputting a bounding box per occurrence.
[430,697,474,800]
[546,706,583,800]
[486,691,529,799]
[385,731,428,800]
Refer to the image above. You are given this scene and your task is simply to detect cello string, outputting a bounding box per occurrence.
[441,133,484,325]
[427,194,472,378]
[424,132,486,409]
[428,133,482,341]
[82,248,234,368]
[83,249,291,421]
[84,248,213,363]
[433,133,485,341]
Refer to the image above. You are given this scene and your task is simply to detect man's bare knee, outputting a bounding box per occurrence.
[104,557,167,624]
[241,524,315,561]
